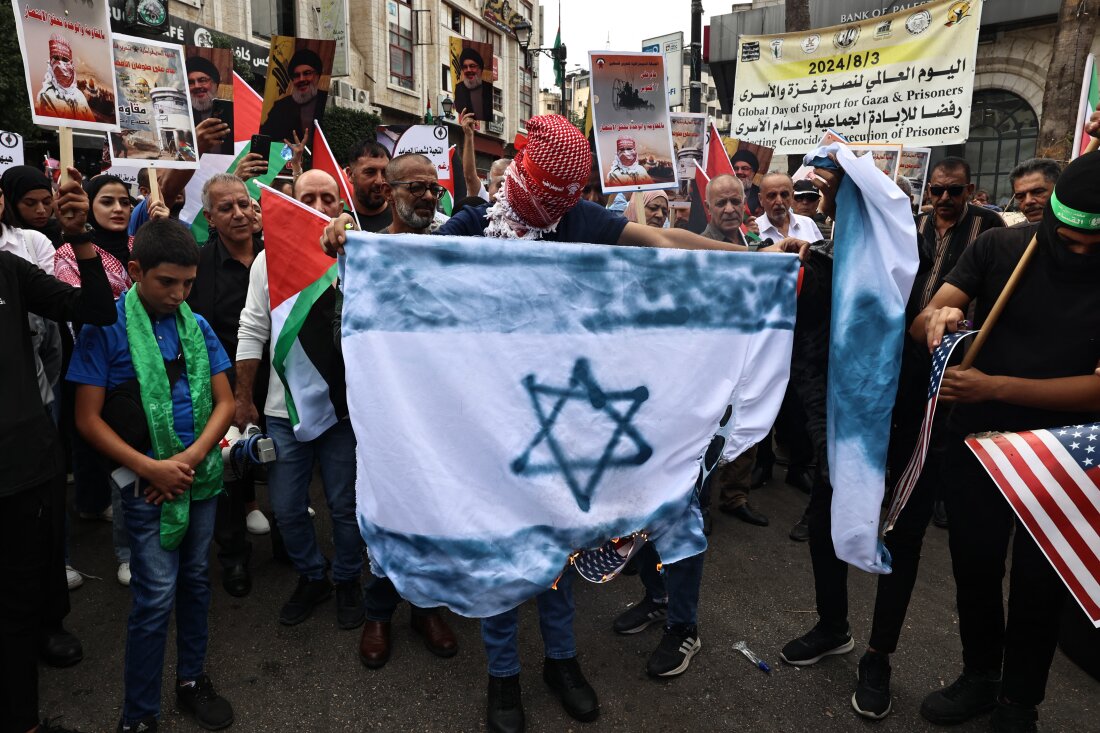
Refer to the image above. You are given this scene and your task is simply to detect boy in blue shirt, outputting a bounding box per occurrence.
[68,219,236,733]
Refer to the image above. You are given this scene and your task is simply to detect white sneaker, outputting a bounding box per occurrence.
[78,504,113,522]
[66,565,84,590]
[117,562,131,587]
[308,506,316,518]
[246,509,271,535]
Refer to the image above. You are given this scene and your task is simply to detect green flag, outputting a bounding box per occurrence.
[553,27,563,87]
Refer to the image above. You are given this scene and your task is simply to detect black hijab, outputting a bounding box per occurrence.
[83,174,133,266]
[0,165,64,242]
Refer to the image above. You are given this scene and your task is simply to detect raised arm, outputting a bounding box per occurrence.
[460,110,485,201]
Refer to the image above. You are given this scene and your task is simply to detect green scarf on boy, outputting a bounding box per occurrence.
[125,287,223,550]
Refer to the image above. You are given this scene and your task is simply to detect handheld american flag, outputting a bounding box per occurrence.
[884,330,976,532]
[965,423,1100,627]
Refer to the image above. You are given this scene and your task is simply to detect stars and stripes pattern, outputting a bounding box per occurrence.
[571,534,648,584]
[965,423,1100,627]
[884,330,976,532]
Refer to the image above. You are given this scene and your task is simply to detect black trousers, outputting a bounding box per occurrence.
[806,453,936,653]
[214,474,255,569]
[755,384,814,474]
[945,440,1067,707]
[0,473,67,733]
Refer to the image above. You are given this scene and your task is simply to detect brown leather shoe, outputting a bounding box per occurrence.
[358,620,391,669]
[411,611,458,658]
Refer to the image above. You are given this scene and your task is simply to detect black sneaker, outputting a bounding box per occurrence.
[851,651,892,720]
[780,623,854,666]
[646,625,701,678]
[486,674,524,733]
[334,579,365,630]
[278,575,333,626]
[920,670,999,725]
[39,718,88,733]
[990,701,1039,733]
[543,656,600,722]
[115,718,157,733]
[789,512,810,542]
[176,674,234,731]
[612,596,668,635]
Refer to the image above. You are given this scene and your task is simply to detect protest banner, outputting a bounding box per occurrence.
[258,37,336,145]
[185,46,234,156]
[318,0,349,77]
[0,131,25,174]
[731,0,984,154]
[450,37,495,123]
[341,231,799,615]
[642,32,684,109]
[899,146,931,209]
[13,0,119,132]
[590,52,678,193]
[108,34,198,168]
[669,113,705,198]
[388,124,453,183]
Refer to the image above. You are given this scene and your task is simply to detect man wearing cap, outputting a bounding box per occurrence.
[793,179,832,240]
[36,33,96,123]
[731,149,763,218]
[913,150,1100,733]
[454,46,493,121]
[606,136,654,186]
[186,56,233,155]
[260,48,328,144]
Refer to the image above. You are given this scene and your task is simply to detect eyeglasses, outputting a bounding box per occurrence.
[390,181,445,198]
[929,184,967,197]
[189,75,213,86]
[291,69,317,80]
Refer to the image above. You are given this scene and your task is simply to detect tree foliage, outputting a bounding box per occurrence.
[320,105,381,165]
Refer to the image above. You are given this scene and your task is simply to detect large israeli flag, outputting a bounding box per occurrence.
[341,232,800,617]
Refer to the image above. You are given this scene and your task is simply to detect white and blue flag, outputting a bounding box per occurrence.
[341,232,800,616]
[811,143,919,574]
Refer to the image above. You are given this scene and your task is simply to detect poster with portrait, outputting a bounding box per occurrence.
[899,146,931,209]
[184,46,234,156]
[449,37,495,122]
[12,0,120,132]
[108,34,198,168]
[848,143,902,180]
[669,113,704,199]
[590,52,677,194]
[259,36,336,145]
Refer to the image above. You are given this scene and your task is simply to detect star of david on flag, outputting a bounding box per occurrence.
[340,231,800,616]
[966,422,1100,627]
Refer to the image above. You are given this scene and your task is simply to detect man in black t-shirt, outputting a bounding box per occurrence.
[912,150,1100,732]
[344,140,392,232]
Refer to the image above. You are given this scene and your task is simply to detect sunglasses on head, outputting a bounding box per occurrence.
[929,184,967,197]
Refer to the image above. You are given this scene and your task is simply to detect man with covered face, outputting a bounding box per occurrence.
[36,33,96,123]
[454,46,493,121]
[259,48,328,145]
[606,136,653,186]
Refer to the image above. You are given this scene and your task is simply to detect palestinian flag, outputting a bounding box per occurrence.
[258,184,344,441]
[312,119,360,227]
[1073,54,1098,160]
[181,72,286,243]
[686,160,709,234]
[438,145,469,215]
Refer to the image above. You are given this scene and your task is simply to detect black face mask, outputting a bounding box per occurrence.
[1038,202,1100,281]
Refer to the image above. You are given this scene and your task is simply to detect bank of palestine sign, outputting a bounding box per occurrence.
[732,0,983,154]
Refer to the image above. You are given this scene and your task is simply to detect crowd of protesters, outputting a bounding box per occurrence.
[3,108,1099,733]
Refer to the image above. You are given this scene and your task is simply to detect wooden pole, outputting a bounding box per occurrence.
[959,233,1038,369]
[58,126,73,186]
[147,166,160,203]
[962,134,1098,368]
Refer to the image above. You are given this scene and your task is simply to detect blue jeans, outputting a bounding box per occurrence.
[265,417,363,583]
[638,543,704,628]
[481,571,576,677]
[119,482,217,724]
[110,478,131,564]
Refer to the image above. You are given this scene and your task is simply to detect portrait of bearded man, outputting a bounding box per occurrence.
[453,46,494,122]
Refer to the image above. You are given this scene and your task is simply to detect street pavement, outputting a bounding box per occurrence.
[44,475,1098,732]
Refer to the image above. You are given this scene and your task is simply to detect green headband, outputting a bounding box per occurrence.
[1050,190,1100,231]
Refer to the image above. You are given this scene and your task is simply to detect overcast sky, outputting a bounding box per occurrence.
[535,0,725,87]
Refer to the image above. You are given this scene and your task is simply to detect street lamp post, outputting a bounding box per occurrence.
[512,20,567,117]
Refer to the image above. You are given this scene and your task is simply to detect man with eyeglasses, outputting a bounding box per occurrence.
[1008,158,1061,225]
[731,149,763,218]
[259,48,328,146]
[186,56,233,156]
[792,179,833,240]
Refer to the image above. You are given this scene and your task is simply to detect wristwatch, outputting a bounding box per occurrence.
[63,224,96,245]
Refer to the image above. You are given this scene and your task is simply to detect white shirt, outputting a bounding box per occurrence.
[757,210,823,244]
[235,251,289,419]
[0,225,54,274]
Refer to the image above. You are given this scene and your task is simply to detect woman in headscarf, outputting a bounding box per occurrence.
[54,174,135,298]
[1,164,63,248]
[625,190,670,229]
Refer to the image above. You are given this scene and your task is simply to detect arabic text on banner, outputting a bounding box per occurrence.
[731,0,984,155]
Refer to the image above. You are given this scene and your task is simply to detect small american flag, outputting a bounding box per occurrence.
[966,424,1100,627]
[884,331,976,532]
[570,533,647,584]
